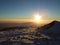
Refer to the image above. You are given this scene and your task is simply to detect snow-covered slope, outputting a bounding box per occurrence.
[37,20,60,38]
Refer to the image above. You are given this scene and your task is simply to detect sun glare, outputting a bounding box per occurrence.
[33,13,42,24]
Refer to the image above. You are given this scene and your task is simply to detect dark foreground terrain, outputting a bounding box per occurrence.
[0,21,60,45]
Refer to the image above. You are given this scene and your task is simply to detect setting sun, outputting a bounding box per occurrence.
[33,13,42,24]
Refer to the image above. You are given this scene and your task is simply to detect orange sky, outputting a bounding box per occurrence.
[0,19,54,24]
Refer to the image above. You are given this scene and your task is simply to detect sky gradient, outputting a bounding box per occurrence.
[0,0,60,22]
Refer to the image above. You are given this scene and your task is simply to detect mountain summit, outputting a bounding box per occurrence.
[37,20,60,38]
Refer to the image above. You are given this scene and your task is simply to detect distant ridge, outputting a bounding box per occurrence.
[0,22,36,31]
[0,26,29,31]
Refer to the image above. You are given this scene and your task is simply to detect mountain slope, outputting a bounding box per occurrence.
[37,20,60,38]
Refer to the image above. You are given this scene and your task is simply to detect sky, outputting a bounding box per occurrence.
[0,0,60,22]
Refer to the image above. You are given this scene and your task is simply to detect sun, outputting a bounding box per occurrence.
[33,13,42,24]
